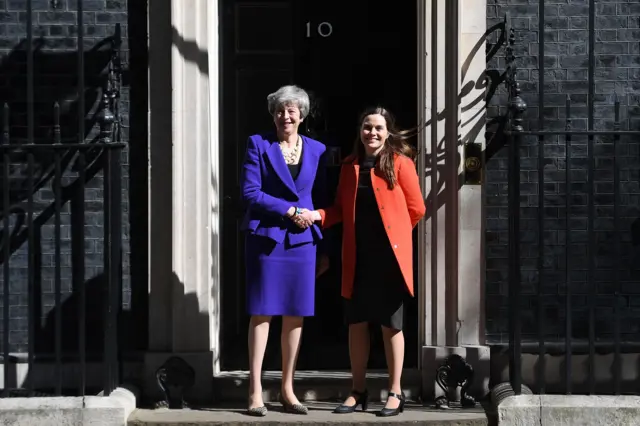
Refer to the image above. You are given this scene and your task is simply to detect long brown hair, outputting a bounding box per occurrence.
[350,106,419,190]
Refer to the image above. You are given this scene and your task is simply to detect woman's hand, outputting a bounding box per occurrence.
[294,209,316,228]
[292,215,309,229]
[286,208,320,229]
[285,206,307,228]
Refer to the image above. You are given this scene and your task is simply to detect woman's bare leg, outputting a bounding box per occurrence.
[381,326,404,409]
[281,315,304,404]
[248,315,271,408]
[342,322,370,406]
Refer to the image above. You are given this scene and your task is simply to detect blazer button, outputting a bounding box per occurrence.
[387,225,391,229]
[394,244,398,249]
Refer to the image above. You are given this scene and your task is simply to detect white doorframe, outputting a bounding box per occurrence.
[416,0,428,370]
[209,0,429,374]
[207,0,222,377]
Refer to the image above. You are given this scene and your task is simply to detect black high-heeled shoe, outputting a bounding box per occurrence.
[377,391,405,417]
[333,389,369,414]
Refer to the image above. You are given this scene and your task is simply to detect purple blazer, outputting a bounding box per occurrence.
[240,133,327,246]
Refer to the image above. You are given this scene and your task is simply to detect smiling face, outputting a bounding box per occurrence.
[273,102,303,136]
[360,113,389,155]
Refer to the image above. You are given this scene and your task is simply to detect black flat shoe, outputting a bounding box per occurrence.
[333,389,369,414]
[377,391,405,417]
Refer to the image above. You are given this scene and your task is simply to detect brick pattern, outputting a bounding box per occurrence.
[486,0,640,343]
[0,0,131,355]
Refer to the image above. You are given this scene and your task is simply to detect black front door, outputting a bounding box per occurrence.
[220,0,418,370]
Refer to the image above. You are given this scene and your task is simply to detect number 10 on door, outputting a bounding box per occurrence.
[306,21,333,38]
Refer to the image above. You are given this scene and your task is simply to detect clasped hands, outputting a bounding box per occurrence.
[288,208,320,229]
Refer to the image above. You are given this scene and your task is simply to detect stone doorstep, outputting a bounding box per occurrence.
[128,402,489,425]
[210,370,422,403]
[498,395,640,426]
[0,386,137,426]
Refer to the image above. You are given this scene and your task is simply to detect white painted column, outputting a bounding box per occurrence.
[420,0,490,402]
[458,0,487,347]
[421,0,448,351]
[146,0,220,402]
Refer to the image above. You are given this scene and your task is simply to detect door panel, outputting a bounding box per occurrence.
[235,67,292,152]
[227,66,293,338]
[220,0,295,353]
[235,3,293,54]
[221,0,418,370]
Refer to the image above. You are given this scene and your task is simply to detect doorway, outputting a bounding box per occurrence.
[220,0,418,370]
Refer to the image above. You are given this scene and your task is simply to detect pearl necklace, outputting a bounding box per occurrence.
[279,136,302,165]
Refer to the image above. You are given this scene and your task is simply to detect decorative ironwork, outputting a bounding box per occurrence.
[97,24,123,145]
[505,14,527,135]
[508,84,526,134]
[505,11,526,396]
[502,3,640,398]
[53,103,61,144]
[434,354,476,409]
[97,92,115,144]
[155,356,196,409]
[0,10,126,397]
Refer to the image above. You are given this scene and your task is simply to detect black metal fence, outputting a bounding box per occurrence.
[506,2,640,396]
[0,2,124,397]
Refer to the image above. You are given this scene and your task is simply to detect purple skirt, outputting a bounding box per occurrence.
[245,233,317,317]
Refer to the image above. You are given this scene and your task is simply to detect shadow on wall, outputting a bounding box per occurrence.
[0,34,120,223]
[142,6,219,405]
[0,268,213,400]
[423,18,511,220]
[145,13,217,352]
[143,273,215,408]
[630,94,640,245]
[0,21,147,391]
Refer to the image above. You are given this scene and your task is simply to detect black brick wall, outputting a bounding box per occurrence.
[0,0,148,356]
[486,0,640,344]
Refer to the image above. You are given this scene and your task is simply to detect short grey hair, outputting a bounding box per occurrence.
[267,85,310,119]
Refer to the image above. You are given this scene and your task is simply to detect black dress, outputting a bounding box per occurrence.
[343,155,407,330]
[287,162,301,180]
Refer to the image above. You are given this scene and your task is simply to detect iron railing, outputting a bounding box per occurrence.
[506,1,640,396]
[0,2,124,397]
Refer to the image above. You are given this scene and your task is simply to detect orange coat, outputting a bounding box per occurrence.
[318,154,426,299]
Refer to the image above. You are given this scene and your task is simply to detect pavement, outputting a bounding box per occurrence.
[128,401,490,425]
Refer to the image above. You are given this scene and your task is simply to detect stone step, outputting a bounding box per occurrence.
[128,402,489,425]
[210,370,422,403]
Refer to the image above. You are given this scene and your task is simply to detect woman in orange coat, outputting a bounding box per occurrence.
[303,107,426,417]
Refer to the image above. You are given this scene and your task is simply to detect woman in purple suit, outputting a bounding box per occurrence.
[240,85,327,416]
